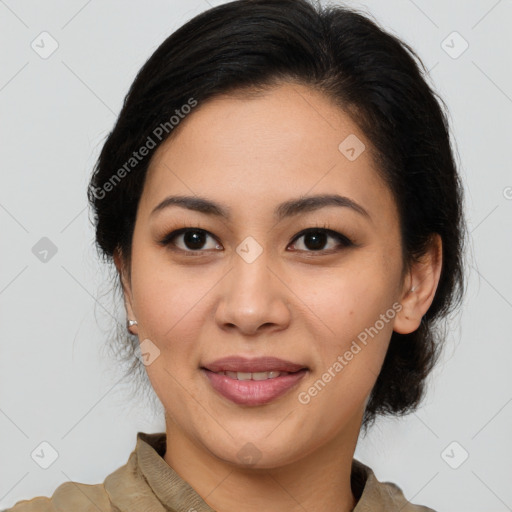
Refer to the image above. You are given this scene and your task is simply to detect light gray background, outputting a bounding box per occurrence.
[1,0,511,510]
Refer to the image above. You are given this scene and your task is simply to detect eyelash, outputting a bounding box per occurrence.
[157,223,354,256]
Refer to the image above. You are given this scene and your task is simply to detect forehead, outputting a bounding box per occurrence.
[139,82,397,226]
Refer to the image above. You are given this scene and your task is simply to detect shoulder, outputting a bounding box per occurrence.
[2,433,161,512]
[2,481,112,512]
[377,480,437,512]
[3,436,152,512]
[352,459,437,511]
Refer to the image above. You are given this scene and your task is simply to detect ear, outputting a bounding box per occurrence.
[113,248,138,336]
[393,234,443,335]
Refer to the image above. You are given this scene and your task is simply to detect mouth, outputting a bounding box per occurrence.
[200,356,308,406]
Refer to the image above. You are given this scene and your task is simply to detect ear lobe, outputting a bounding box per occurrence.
[393,234,443,335]
[113,248,138,335]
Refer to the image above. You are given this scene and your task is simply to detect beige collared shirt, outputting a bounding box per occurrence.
[5,432,436,511]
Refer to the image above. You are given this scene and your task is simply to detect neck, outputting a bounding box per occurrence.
[163,416,361,512]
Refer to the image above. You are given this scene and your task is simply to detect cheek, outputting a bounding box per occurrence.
[292,260,397,343]
[129,259,209,413]
[129,250,211,354]
[290,258,400,405]
[295,280,395,432]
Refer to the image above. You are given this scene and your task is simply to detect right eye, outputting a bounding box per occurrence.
[159,228,223,254]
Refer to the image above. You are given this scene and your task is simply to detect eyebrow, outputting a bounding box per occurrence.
[150,193,371,222]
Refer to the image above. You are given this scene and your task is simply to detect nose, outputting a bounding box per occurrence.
[214,249,291,336]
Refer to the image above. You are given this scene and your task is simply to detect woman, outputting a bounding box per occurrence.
[5,0,465,510]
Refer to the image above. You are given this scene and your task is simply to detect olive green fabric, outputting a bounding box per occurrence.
[5,432,436,511]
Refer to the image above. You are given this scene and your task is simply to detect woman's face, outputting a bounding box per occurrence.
[120,82,415,468]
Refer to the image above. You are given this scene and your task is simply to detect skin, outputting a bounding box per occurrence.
[114,82,442,512]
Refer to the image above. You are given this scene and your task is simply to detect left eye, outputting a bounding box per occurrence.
[288,228,353,252]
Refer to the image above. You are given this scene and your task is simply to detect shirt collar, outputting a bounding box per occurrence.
[131,431,427,512]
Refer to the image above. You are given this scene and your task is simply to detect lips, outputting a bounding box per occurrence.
[201,356,307,373]
[200,356,308,406]
[201,368,308,406]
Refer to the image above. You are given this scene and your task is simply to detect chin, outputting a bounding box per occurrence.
[203,433,304,470]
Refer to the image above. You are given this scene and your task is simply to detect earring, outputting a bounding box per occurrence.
[410,285,417,293]
[127,319,138,334]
